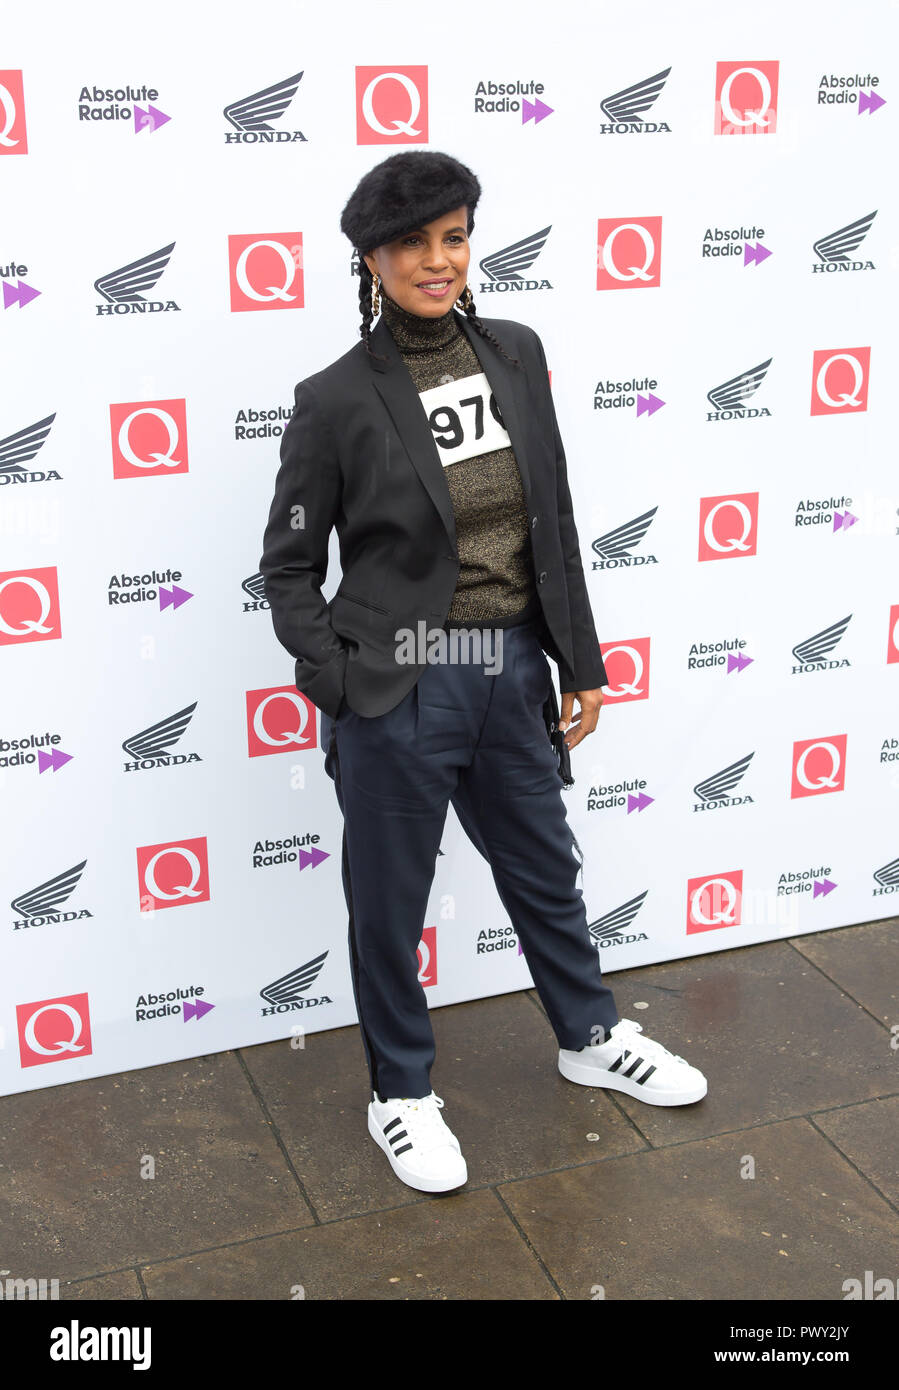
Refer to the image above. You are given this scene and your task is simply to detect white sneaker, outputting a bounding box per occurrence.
[558,1018,707,1106]
[368,1092,468,1193]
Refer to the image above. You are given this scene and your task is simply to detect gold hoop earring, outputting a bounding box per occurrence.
[457,284,473,311]
[371,273,381,317]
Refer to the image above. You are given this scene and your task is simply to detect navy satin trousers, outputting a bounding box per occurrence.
[319,618,619,1101]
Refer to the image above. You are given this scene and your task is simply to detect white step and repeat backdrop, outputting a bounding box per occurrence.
[2,0,896,1094]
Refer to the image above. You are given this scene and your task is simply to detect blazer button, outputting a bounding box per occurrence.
[538,571,547,584]
[531,515,538,529]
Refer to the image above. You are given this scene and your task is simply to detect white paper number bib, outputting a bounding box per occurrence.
[418,371,512,468]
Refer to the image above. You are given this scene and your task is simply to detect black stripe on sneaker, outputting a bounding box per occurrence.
[383,1117,402,1134]
[608,1048,629,1073]
[637,1064,657,1084]
[623,1056,644,1078]
[393,1143,413,1156]
[388,1130,408,1146]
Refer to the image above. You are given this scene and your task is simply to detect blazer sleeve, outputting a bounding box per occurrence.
[530,330,609,693]
[259,379,348,719]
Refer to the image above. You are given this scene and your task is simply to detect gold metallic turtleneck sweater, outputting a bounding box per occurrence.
[380,291,540,630]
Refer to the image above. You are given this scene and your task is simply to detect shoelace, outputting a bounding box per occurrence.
[391,1093,455,1155]
[610,1020,688,1068]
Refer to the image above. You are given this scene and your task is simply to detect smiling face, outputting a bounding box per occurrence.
[363,206,471,317]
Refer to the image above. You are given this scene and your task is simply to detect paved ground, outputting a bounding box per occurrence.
[2,917,897,1301]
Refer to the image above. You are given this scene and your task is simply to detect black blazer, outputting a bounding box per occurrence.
[259,309,609,719]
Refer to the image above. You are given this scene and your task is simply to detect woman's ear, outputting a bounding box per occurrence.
[363,253,377,278]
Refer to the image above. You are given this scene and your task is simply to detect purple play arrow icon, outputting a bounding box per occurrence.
[727,652,753,674]
[813,878,837,898]
[833,510,858,532]
[637,392,665,417]
[744,241,772,267]
[159,584,193,611]
[299,846,329,870]
[627,791,654,813]
[183,998,215,1021]
[38,748,73,773]
[3,279,41,309]
[134,103,171,133]
[522,97,553,124]
[858,90,885,115]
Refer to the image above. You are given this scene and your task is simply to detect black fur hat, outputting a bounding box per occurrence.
[340,150,481,255]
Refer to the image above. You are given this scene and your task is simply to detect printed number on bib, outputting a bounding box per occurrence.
[418,372,511,468]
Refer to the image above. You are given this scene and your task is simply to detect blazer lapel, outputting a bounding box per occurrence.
[368,310,533,553]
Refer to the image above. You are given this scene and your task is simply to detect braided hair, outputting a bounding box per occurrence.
[356,259,522,370]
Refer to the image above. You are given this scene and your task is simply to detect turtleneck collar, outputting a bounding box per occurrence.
[380,290,462,354]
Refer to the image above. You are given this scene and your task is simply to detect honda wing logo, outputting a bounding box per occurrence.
[588,890,649,947]
[813,211,876,266]
[792,616,851,667]
[122,702,197,762]
[0,413,56,479]
[600,67,671,124]
[707,359,772,412]
[11,861,86,920]
[94,242,177,311]
[592,506,657,561]
[693,753,754,805]
[224,72,303,134]
[478,226,551,290]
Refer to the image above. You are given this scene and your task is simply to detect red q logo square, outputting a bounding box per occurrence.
[714,61,779,135]
[417,925,438,987]
[597,217,662,291]
[229,233,303,312]
[888,605,899,665]
[686,870,743,934]
[110,400,189,479]
[791,734,847,799]
[810,348,870,416]
[698,493,759,561]
[355,66,428,145]
[0,71,28,155]
[0,566,61,645]
[597,637,651,703]
[17,993,92,1068]
[246,685,318,758]
[137,836,210,913]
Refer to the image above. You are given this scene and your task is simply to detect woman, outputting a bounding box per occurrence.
[260,150,706,1196]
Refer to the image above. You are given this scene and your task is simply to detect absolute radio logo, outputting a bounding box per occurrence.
[77,83,170,132]
[233,406,291,441]
[107,568,192,609]
[588,891,651,950]
[472,78,552,125]
[0,567,61,645]
[223,73,306,144]
[686,870,743,934]
[94,243,179,316]
[687,634,753,673]
[122,703,200,773]
[260,953,331,1015]
[241,573,269,612]
[597,638,650,703]
[791,735,847,799]
[228,234,303,312]
[793,494,856,532]
[706,360,772,420]
[593,376,664,415]
[597,218,661,290]
[10,861,91,932]
[17,994,92,1068]
[0,71,28,154]
[477,227,553,294]
[714,61,778,136]
[812,211,877,274]
[598,67,671,134]
[355,67,427,144]
[692,754,755,812]
[246,686,317,757]
[698,493,759,561]
[817,72,885,113]
[0,727,71,774]
[1,256,40,309]
[110,400,188,478]
[137,837,210,913]
[777,864,836,900]
[810,348,870,415]
[702,224,770,267]
[591,507,658,570]
[135,986,213,1023]
[252,833,328,870]
[586,775,653,814]
[0,415,58,486]
[791,616,852,674]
